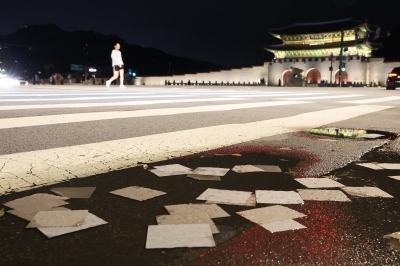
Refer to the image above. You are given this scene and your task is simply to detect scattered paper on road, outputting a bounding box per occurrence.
[110,186,166,201]
[384,232,400,242]
[256,190,304,204]
[297,189,351,202]
[294,178,345,188]
[146,224,215,249]
[205,193,256,207]
[376,163,400,170]
[245,193,257,207]
[192,167,230,177]
[154,164,192,172]
[38,212,108,238]
[149,164,192,176]
[253,165,282,173]
[164,204,230,218]
[356,163,384,170]
[3,194,69,214]
[187,174,221,181]
[8,207,70,222]
[261,219,306,233]
[197,188,252,206]
[389,176,400,181]
[341,187,394,198]
[27,210,88,228]
[156,213,219,234]
[50,187,96,198]
[231,165,265,173]
[237,205,306,224]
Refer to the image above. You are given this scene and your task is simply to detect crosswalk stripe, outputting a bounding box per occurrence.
[0,94,204,102]
[0,101,310,129]
[0,97,247,111]
[0,104,393,195]
[0,93,304,102]
[275,94,364,100]
[339,96,400,104]
[0,92,326,102]
[0,91,293,97]
[0,92,157,97]
[229,93,327,98]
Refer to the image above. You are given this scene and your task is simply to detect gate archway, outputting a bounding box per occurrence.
[282,70,291,86]
[335,71,348,84]
[306,69,321,84]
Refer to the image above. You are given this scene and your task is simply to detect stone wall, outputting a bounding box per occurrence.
[134,58,399,87]
[134,64,268,86]
[368,58,399,86]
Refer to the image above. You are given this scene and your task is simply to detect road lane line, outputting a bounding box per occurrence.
[0,97,247,111]
[275,95,364,100]
[0,91,293,97]
[0,92,326,102]
[339,96,400,104]
[229,93,327,98]
[0,101,310,129]
[0,104,393,195]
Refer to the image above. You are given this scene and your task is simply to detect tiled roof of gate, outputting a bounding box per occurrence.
[268,18,378,36]
[264,40,382,51]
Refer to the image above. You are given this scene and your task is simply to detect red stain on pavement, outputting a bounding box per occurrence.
[181,144,320,178]
[192,202,368,265]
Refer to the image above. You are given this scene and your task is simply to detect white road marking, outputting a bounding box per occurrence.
[0,104,393,195]
[0,101,310,129]
[0,93,313,102]
[229,93,327,98]
[0,94,203,102]
[339,96,400,104]
[276,94,364,100]
[0,97,247,111]
[0,91,292,97]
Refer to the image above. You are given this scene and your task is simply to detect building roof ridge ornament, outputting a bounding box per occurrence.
[268,18,378,37]
[268,18,367,31]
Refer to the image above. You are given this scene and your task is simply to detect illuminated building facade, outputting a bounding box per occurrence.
[266,19,397,86]
[135,19,398,87]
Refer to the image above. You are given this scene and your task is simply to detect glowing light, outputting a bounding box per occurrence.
[0,78,20,87]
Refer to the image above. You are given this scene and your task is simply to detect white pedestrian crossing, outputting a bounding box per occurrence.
[275,94,364,100]
[0,87,396,195]
[339,96,400,104]
[0,101,310,129]
[0,97,247,110]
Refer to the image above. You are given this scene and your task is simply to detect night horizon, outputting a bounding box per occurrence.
[2,0,400,67]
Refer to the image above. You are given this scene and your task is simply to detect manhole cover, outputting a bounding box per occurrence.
[304,128,396,140]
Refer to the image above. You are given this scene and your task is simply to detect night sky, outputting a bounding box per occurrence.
[1,0,399,67]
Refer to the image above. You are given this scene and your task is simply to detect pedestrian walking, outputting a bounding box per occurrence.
[106,43,125,88]
[67,73,72,85]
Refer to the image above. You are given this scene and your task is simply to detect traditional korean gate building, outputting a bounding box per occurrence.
[135,18,398,86]
[266,18,396,87]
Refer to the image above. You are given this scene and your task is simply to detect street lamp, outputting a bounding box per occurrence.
[329,54,334,87]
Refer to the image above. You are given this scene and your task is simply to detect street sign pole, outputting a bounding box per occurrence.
[339,28,344,88]
[329,54,333,87]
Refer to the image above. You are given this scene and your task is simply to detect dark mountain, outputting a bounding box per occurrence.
[0,24,224,78]
[372,26,400,61]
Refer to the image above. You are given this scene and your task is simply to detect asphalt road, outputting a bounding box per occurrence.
[0,85,400,265]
